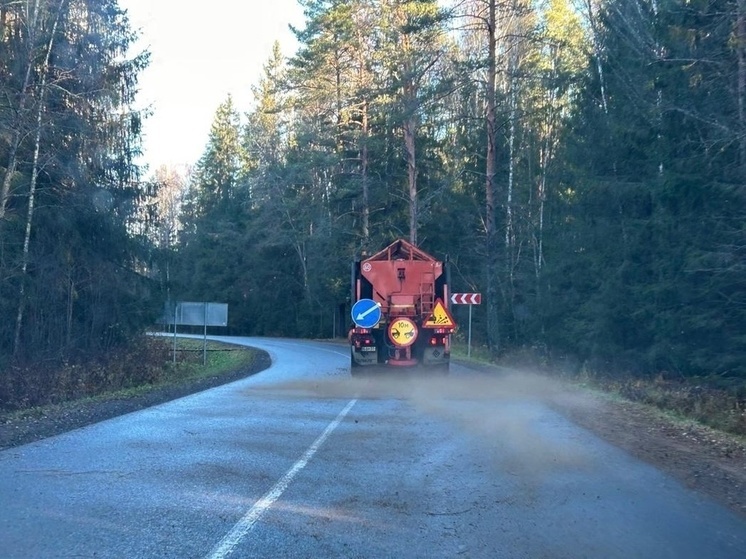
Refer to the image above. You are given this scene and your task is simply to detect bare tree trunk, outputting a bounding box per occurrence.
[0,0,41,221]
[535,86,555,281]
[361,99,370,243]
[536,122,551,278]
[66,268,74,348]
[738,0,746,171]
[404,111,418,245]
[353,9,374,247]
[506,82,515,252]
[13,0,64,357]
[485,0,500,354]
[584,0,608,114]
[396,11,419,247]
[536,170,546,275]
[506,53,518,340]
[335,48,343,154]
[294,240,310,297]
[13,84,44,356]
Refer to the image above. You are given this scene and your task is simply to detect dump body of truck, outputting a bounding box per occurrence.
[350,239,456,372]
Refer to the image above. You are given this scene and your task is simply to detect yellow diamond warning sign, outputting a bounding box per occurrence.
[423,299,456,329]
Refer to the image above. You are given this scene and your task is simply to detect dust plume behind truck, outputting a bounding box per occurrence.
[349,239,456,372]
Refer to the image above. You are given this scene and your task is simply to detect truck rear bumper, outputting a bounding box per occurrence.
[422,346,449,366]
[386,358,419,367]
[351,347,378,366]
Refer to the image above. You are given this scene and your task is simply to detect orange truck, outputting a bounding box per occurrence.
[349,239,456,372]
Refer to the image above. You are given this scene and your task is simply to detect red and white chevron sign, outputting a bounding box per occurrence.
[451,293,481,305]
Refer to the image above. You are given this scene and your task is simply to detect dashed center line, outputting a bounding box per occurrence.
[205,398,358,559]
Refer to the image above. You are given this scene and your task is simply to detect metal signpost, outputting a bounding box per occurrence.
[450,293,482,358]
[163,302,228,364]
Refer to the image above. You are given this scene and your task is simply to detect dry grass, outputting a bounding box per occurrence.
[0,336,257,413]
[609,376,746,436]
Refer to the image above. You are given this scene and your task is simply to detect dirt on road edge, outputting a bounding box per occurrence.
[453,357,746,519]
[550,387,746,519]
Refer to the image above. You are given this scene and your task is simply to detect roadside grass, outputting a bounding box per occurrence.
[452,342,746,438]
[592,374,746,438]
[450,341,495,364]
[123,337,259,393]
[0,336,259,418]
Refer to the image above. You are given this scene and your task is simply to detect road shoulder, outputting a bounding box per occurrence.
[455,358,746,520]
[0,350,271,450]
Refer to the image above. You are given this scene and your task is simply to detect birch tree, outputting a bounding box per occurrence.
[13,0,66,356]
[0,0,42,222]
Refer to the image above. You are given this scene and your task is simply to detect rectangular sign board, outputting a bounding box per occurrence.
[162,302,228,327]
[451,293,482,305]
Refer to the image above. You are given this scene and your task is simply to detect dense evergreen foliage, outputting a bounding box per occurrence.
[171,0,745,378]
[0,0,155,371]
[3,0,743,384]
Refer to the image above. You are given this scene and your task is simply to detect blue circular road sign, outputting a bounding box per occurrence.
[351,298,381,328]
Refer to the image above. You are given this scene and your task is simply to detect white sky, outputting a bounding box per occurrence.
[119,0,304,174]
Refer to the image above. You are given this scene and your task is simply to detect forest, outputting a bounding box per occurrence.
[1,0,745,402]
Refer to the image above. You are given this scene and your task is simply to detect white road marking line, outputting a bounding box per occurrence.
[205,398,358,559]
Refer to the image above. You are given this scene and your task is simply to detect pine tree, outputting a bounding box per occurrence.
[187,95,246,219]
[378,0,449,245]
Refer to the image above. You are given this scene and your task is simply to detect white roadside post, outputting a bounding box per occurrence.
[468,303,473,358]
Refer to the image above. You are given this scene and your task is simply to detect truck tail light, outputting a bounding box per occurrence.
[352,332,375,349]
[430,334,449,346]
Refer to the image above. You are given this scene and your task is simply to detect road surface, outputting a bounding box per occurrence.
[1,337,745,558]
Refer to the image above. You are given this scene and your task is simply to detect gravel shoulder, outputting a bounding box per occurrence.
[550,385,746,519]
[1,349,744,521]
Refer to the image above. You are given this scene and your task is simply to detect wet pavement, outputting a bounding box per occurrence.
[1,336,745,558]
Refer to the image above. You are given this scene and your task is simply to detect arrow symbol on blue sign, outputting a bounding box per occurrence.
[351,299,382,328]
[355,302,381,321]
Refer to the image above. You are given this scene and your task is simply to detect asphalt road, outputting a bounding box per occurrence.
[1,337,745,558]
